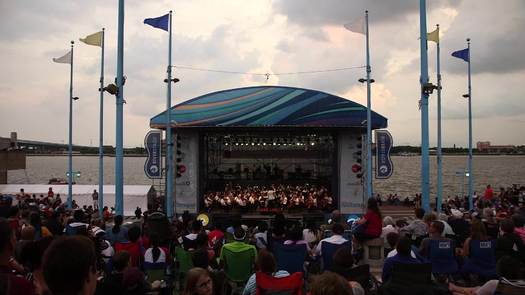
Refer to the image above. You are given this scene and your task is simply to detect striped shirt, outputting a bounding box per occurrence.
[242,270,290,295]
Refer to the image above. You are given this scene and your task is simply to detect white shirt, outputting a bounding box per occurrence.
[315,234,348,256]
[387,249,417,259]
[381,225,398,248]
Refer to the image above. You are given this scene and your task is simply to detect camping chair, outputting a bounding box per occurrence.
[221,246,256,294]
[428,239,458,278]
[320,241,351,271]
[273,243,308,274]
[255,272,304,295]
[346,264,380,295]
[461,239,497,280]
[174,246,194,290]
[381,263,434,295]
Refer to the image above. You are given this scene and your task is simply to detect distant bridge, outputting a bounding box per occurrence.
[0,136,99,154]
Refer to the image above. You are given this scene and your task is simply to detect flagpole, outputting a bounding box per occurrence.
[68,40,74,210]
[467,38,473,210]
[115,0,125,216]
[365,10,373,199]
[166,11,174,219]
[436,24,442,213]
[98,28,105,217]
[419,0,430,212]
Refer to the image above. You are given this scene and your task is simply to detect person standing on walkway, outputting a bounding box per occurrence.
[92,190,99,211]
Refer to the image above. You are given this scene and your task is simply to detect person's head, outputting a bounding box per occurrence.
[483,208,494,219]
[112,215,123,233]
[256,249,277,274]
[19,236,53,272]
[367,198,381,218]
[74,209,85,223]
[192,219,203,233]
[470,219,487,240]
[43,236,97,295]
[257,221,268,233]
[423,212,437,225]
[30,211,41,227]
[414,208,425,219]
[286,225,303,242]
[310,271,353,295]
[183,267,213,295]
[234,226,246,241]
[331,210,342,224]
[500,218,515,234]
[386,232,400,249]
[332,223,344,236]
[383,216,395,227]
[429,221,444,236]
[112,251,131,272]
[21,225,36,241]
[0,218,16,257]
[127,226,141,243]
[396,236,412,257]
[332,247,354,269]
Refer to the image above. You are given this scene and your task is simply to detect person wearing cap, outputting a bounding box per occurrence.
[219,227,257,266]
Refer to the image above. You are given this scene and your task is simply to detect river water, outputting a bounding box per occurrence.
[6,155,525,198]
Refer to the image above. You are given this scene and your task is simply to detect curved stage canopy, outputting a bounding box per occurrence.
[150,86,387,129]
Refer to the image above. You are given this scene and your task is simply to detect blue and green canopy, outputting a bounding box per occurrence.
[150,86,387,129]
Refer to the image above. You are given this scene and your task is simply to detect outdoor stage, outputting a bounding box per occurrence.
[149,86,388,217]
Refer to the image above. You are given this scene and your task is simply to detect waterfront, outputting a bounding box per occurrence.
[6,155,525,198]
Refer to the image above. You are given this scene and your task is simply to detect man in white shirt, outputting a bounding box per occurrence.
[315,223,348,256]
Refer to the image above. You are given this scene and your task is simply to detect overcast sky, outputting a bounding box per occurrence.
[1,0,524,147]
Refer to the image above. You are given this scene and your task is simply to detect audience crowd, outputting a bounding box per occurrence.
[0,184,524,295]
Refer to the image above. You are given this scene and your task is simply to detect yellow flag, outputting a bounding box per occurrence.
[427,28,439,43]
[79,31,103,47]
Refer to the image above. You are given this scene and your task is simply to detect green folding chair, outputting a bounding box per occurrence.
[174,246,194,290]
[222,246,256,294]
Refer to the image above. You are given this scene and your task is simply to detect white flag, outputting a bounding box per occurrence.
[344,18,365,35]
[52,50,72,64]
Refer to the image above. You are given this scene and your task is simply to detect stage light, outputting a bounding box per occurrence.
[311,142,315,146]
[273,142,276,146]
[263,142,266,146]
[235,143,239,146]
[225,143,229,146]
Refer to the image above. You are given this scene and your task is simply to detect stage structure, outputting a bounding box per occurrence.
[150,86,387,216]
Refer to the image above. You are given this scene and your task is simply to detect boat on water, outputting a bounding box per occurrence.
[48,178,76,185]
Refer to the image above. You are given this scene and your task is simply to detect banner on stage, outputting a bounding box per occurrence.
[375,130,393,179]
[144,130,162,179]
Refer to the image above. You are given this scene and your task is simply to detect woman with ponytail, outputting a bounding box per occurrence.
[106,215,128,245]
[143,233,168,271]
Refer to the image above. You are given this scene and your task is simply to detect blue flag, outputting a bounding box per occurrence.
[452,48,469,62]
[144,13,169,32]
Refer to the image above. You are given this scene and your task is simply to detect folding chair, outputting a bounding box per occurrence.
[255,272,304,295]
[346,264,380,294]
[428,239,458,276]
[222,246,256,294]
[174,246,194,290]
[320,241,351,271]
[381,263,434,295]
[273,243,307,274]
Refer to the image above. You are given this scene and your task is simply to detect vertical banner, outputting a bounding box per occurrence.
[144,131,162,179]
[375,130,393,179]
[338,131,365,214]
[175,130,198,214]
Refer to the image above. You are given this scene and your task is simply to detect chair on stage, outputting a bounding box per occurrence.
[273,243,308,274]
[428,239,458,276]
[321,241,351,272]
[255,271,304,295]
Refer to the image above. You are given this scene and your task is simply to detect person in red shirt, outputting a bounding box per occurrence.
[483,184,494,204]
[355,198,383,242]
[115,226,144,268]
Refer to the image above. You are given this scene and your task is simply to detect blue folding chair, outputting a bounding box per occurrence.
[428,239,458,274]
[321,241,351,271]
[273,243,308,274]
[462,239,497,279]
